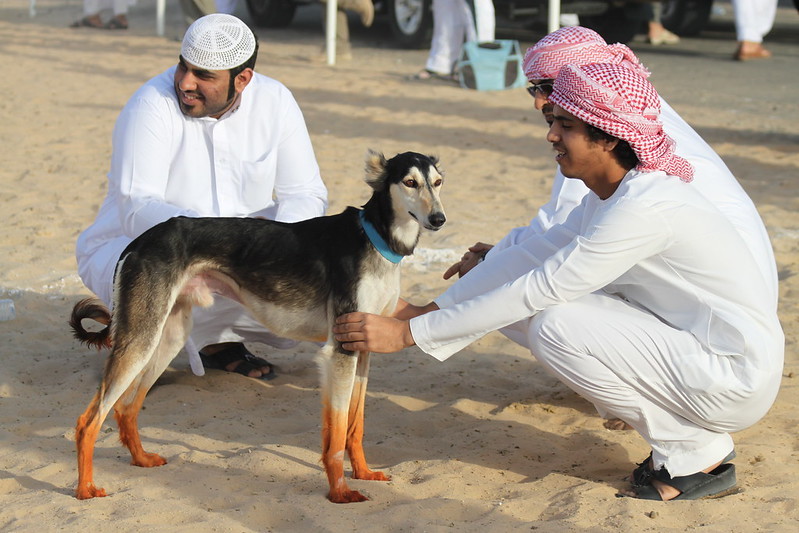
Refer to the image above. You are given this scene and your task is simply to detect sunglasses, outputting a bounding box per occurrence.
[526,81,554,98]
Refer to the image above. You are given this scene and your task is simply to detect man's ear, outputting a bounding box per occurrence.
[234,68,254,92]
[603,137,620,153]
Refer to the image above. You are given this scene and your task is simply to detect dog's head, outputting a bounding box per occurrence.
[364,149,446,231]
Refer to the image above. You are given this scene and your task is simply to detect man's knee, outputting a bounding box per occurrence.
[528,304,581,358]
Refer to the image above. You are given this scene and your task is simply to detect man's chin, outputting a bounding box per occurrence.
[179,103,204,118]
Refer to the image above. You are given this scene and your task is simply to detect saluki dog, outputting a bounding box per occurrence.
[69,150,446,503]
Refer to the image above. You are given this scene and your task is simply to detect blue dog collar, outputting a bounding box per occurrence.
[359,210,404,264]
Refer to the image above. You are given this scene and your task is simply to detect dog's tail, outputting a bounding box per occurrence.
[69,297,113,350]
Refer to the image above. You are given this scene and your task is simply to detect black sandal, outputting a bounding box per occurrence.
[200,344,277,381]
[627,463,738,501]
[631,449,736,487]
[69,16,104,29]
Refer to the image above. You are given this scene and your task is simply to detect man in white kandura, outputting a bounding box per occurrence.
[444,26,777,317]
[333,62,784,502]
[76,14,328,380]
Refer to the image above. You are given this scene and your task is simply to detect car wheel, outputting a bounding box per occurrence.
[661,0,714,36]
[246,0,297,28]
[387,0,433,49]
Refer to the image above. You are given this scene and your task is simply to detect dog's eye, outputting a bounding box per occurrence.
[403,179,418,188]
[433,178,443,187]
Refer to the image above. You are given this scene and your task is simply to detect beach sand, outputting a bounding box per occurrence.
[1,1,797,530]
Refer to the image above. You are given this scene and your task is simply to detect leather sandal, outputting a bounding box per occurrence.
[200,343,277,381]
[629,463,738,501]
[631,449,736,488]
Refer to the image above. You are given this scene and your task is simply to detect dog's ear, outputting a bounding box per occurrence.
[364,149,388,191]
[428,154,442,174]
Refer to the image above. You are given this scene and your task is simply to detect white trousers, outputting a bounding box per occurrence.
[426,0,495,75]
[83,0,135,16]
[506,292,778,477]
[214,0,238,14]
[732,0,777,42]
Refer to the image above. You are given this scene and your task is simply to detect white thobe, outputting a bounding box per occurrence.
[76,67,327,358]
[732,0,777,43]
[83,0,136,16]
[493,99,778,308]
[426,0,496,75]
[411,170,783,476]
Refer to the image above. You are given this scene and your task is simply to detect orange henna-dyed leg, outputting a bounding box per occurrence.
[322,399,368,503]
[347,374,388,482]
[75,393,107,500]
[114,388,167,468]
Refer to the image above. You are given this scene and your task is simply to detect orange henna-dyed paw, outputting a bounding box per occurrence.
[75,484,107,500]
[131,453,167,468]
[328,489,369,503]
[353,470,390,481]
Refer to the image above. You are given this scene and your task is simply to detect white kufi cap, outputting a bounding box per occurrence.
[181,14,256,70]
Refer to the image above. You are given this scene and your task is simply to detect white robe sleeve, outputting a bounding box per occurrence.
[491,168,589,254]
[113,98,199,238]
[267,91,328,223]
[412,198,672,361]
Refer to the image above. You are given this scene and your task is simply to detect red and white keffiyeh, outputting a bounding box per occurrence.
[549,63,694,182]
[523,26,650,81]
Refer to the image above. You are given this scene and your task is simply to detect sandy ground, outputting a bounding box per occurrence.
[1,1,797,531]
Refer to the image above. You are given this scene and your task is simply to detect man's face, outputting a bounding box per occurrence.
[546,105,613,189]
[527,79,555,124]
[174,56,237,119]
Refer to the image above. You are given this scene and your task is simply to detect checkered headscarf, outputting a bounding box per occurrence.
[523,26,650,81]
[549,63,694,182]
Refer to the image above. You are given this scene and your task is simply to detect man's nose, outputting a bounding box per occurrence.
[177,71,197,91]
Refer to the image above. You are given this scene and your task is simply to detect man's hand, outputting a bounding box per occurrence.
[333,312,415,353]
[443,242,494,280]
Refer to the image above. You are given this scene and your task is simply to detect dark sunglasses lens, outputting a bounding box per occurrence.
[527,83,552,97]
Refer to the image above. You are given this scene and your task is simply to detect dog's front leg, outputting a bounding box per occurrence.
[347,351,389,482]
[319,346,368,503]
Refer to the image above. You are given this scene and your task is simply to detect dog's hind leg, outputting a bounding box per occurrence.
[75,340,159,499]
[75,299,190,499]
[75,392,108,499]
[346,351,389,482]
[318,345,368,503]
[114,302,193,468]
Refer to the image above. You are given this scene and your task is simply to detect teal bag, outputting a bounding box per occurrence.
[456,40,526,91]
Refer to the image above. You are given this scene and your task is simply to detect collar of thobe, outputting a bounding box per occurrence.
[358,210,403,264]
[211,93,243,121]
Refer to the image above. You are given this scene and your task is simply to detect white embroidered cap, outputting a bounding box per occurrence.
[181,14,256,71]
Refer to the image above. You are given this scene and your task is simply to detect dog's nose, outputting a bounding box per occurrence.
[428,213,446,228]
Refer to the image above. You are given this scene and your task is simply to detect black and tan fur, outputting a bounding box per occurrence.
[69,150,445,503]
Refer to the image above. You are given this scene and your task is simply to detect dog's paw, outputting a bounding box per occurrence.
[328,488,369,503]
[353,469,390,482]
[130,452,167,468]
[75,484,107,500]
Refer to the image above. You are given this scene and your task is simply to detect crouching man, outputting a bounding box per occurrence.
[333,62,784,501]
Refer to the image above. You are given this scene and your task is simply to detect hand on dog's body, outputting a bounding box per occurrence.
[334,300,438,353]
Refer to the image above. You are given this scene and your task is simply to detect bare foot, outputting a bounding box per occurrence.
[735,41,772,61]
[604,418,634,431]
